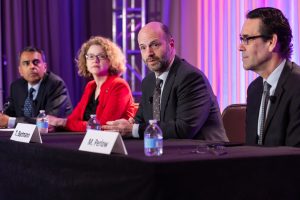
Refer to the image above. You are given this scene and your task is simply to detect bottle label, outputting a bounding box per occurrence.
[144,138,160,148]
[86,125,101,131]
[37,121,49,128]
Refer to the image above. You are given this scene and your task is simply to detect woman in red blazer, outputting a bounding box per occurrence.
[48,36,135,131]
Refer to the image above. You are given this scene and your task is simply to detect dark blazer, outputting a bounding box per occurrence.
[135,56,228,141]
[246,60,300,146]
[5,71,73,124]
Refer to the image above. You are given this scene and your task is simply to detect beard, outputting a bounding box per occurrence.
[145,55,169,74]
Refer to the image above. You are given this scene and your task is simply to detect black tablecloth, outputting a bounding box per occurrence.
[0,131,300,200]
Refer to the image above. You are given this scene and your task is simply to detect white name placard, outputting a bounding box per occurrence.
[10,123,42,144]
[79,130,127,155]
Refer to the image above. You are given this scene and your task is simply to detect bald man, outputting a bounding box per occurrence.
[104,22,228,141]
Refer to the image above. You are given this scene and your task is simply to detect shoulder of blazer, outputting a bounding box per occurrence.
[281,60,300,81]
[274,61,300,94]
[248,76,263,92]
[141,72,156,88]
[10,78,27,95]
[84,80,96,93]
[42,71,65,86]
[106,75,128,86]
[169,55,204,78]
[11,77,27,87]
[100,75,125,90]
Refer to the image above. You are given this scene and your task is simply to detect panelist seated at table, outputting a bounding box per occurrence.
[0,46,73,128]
[103,22,228,142]
[239,7,300,146]
[48,36,136,132]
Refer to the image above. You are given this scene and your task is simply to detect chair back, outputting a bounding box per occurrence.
[222,104,247,144]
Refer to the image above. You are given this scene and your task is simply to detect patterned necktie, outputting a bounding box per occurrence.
[258,81,271,145]
[153,78,163,121]
[24,88,35,117]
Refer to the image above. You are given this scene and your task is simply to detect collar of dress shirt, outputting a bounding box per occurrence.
[27,79,42,100]
[264,59,286,96]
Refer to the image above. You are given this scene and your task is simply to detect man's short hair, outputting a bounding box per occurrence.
[246,7,293,59]
[19,46,46,62]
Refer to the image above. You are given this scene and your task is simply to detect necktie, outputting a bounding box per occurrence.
[153,78,163,121]
[258,81,271,145]
[24,88,35,117]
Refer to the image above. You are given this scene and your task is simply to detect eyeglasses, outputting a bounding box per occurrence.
[239,35,270,45]
[85,54,108,60]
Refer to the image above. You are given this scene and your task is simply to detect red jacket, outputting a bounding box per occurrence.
[65,75,135,131]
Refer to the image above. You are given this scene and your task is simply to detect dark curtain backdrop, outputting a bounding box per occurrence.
[1,0,112,106]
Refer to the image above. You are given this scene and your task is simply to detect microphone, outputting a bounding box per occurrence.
[270,96,277,103]
[149,96,153,104]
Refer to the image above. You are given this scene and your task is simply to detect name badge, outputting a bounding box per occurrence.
[10,123,42,144]
[79,130,127,155]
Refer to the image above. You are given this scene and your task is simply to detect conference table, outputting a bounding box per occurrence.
[0,130,300,200]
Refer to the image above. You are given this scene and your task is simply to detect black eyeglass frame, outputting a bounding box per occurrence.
[239,35,271,45]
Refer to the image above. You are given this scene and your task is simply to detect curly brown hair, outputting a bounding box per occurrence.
[76,36,126,77]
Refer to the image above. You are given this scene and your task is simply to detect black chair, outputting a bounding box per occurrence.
[222,104,247,144]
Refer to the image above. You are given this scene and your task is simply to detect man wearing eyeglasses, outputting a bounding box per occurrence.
[0,46,72,128]
[239,7,300,146]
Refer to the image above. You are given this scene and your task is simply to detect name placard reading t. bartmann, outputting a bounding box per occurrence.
[79,130,127,155]
[10,123,42,143]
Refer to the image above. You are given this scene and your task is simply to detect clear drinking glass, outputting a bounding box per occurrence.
[191,143,227,156]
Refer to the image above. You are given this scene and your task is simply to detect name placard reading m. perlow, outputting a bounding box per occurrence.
[79,130,128,155]
[10,123,42,143]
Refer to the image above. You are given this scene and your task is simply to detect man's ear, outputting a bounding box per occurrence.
[169,38,175,48]
[44,63,48,72]
[269,34,279,52]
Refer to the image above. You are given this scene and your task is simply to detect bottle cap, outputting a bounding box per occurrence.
[149,119,157,124]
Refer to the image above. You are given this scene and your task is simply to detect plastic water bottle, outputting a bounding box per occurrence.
[36,110,48,134]
[86,114,101,131]
[144,119,163,156]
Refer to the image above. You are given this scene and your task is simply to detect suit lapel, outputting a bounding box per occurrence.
[264,62,291,133]
[148,74,156,119]
[160,56,180,120]
[246,77,263,144]
[252,78,264,130]
[21,81,28,101]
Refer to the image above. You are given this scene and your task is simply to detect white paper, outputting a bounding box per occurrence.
[112,134,128,155]
[10,123,42,143]
[79,130,127,155]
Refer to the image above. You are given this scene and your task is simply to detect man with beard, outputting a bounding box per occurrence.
[0,46,72,128]
[103,22,228,141]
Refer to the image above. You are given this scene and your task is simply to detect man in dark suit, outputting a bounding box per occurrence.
[103,22,228,141]
[239,7,300,146]
[0,46,72,128]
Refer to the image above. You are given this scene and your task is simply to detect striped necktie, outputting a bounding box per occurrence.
[258,81,271,145]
